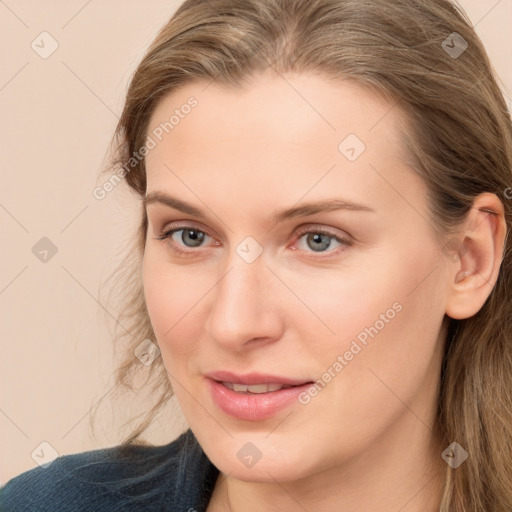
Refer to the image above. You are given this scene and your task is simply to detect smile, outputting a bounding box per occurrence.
[220,382,294,393]
[207,378,314,421]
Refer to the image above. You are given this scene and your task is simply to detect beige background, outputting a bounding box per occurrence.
[1,0,511,485]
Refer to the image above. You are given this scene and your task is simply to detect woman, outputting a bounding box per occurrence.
[2,0,511,510]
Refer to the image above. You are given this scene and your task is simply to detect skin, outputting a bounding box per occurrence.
[142,70,506,512]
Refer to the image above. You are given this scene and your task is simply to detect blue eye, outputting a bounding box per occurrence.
[156,227,212,254]
[297,231,345,252]
[171,228,208,248]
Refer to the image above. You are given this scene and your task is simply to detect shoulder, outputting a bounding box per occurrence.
[0,429,219,512]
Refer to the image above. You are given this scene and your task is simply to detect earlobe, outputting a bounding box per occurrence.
[445,193,507,320]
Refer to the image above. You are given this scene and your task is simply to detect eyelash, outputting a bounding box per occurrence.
[156,225,352,259]
[155,223,353,258]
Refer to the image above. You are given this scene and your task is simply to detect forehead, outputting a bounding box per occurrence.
[144,71,425,225]
[147,71,403,154]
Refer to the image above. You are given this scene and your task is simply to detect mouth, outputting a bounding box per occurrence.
[219,382,300,393]
[206,372,315,421]
[205,370,313,387]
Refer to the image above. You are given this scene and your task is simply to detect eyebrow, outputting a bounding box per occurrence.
[143,191,375,224]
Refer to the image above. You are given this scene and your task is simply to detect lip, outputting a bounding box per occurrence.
[205,370,312,386]
[205,372,314,421]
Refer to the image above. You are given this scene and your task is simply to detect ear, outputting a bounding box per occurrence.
[445,192,507,320]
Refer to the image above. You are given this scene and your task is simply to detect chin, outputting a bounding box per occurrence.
[200,434,325,483]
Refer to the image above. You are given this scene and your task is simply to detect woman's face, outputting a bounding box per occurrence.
[143,71,450,482]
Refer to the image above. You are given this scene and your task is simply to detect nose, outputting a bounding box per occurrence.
[204,252,284,351]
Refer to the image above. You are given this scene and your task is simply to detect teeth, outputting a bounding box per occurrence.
[222,382,293,393]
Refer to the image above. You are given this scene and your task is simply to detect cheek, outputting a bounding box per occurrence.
[301,240,445,379]
[278,259,404,352]
[142,251,207,358]
[320,254,446,420]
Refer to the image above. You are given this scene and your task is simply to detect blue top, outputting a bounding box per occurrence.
[0,429,220,511]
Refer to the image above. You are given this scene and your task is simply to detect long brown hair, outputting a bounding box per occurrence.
[96,1,512,509]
